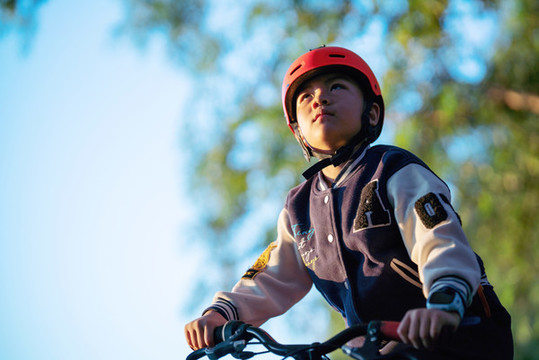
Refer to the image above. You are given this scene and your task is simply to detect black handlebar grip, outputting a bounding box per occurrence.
[213,326,224,344]
[213,320,245,344]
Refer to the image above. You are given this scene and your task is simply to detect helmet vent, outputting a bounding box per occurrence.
[289,64,302,76]
[329,54,345,58]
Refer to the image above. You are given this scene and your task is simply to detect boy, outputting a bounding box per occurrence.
[185,46,513,359]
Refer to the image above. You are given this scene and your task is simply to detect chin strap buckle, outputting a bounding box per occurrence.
[302,138,365,180]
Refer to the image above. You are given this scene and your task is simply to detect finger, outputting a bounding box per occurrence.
[435,311,459,344]
[405,310,426,349]
[204,326,214,348]
[185,326,197,350]
[430,317,441,344]
[399,310,427,348]
[419,316,431,349]
[408,317,421,349]
[397,315,411,344]
[195,327,205,350]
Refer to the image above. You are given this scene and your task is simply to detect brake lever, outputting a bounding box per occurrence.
[341,321,385,360]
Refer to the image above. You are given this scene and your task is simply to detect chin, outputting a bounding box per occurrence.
[308,134,348,152]
[310,143,342,155]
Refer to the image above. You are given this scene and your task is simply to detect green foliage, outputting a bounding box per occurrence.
[387,3,539,357]
[118,0,221,71]
[116,0,537,357]
[0,0,46,46]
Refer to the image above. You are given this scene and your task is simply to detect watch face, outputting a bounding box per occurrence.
[429,288,456,304]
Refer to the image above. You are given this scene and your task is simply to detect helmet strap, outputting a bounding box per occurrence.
[301,100,374,180]
[294,127,313,162]
[301,132,367,179]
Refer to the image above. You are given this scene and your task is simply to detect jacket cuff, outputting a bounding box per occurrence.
[202,298,239,321]
[427,276,471,318]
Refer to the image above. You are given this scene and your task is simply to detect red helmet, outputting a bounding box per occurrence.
[282,46,384,154]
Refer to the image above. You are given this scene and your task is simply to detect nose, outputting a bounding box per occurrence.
[313,88,329,108]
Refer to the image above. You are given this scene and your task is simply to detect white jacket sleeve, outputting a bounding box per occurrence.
[387,163,480,303]
[205,208,313,327]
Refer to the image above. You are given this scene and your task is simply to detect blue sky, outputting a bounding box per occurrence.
[0,1,203,359]
[0,2,334,358]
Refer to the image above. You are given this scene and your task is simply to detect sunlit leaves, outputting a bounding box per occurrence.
[117,0,538,356]
[119,0,223,71]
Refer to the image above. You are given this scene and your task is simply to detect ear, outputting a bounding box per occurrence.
[368,102,381,127]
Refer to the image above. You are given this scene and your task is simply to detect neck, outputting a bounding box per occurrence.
[321,163,343,181]
[320,141,367,182]
[301,136,368,180]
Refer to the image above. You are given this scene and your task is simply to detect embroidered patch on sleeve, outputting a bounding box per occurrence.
[241,242,278,280]
[415,192,448,229]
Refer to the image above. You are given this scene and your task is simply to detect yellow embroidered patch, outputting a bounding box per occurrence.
[242,242,277,279]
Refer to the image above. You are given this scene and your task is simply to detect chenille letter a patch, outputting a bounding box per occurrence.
[353,180,391,232]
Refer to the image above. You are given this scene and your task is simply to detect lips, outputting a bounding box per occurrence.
[314,109,333,121]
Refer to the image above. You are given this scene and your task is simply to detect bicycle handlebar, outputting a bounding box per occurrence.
[186,320,403,360]
[187,317,480,360]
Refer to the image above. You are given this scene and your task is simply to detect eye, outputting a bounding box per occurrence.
[330,83,346,91]
[297,92,312,103]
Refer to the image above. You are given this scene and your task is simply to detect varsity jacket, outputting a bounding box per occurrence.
[205,145,483,327]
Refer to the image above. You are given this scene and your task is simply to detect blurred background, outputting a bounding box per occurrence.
[0,0,537,359]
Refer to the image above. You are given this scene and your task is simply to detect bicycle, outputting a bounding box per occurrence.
[186,317,480,360]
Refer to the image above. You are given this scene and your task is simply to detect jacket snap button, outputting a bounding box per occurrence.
[328,234,334,243]
[324,195,329,204]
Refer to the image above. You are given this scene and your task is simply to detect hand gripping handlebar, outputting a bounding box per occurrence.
[186,317,480,360]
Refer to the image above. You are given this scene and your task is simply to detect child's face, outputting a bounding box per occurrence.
[295,72,366,152]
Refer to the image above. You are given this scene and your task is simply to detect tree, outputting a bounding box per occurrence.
[384,1,538,357]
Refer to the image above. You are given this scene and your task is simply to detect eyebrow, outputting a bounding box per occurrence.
[296,73,354,94]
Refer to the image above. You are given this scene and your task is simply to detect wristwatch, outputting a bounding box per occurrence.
[427,286,465,318]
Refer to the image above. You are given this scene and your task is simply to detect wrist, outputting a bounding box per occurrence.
[427,286,466,319]
[202,306,229,321]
